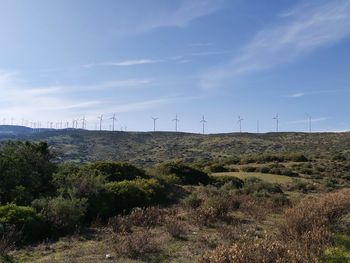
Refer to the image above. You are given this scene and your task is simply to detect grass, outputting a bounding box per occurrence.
[324,234,350,262]
[211,172,294,184]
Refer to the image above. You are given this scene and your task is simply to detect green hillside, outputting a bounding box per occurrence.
[1,128,349,166]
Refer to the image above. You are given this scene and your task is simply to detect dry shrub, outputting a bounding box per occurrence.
[191,207,218,226]
[113,230,160,259]
[0,225,20,258]
[278,188,350,260]
[129,206,165,228]
[200,237,295,263]
[239,195,269,221]
[108,215,132,234]
[201,189,350,263]
[164,218,187,239]
[281,189,350,238]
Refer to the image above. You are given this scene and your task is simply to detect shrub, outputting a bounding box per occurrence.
[156,162,209,185]
[290,179,316,193]
[0,225,20,258]
[256,166,270,173]
[97,178,167,218]
[53,165,106,199]
[207,164,228,173]
[183,192,202,209]
[0,142,56,205]
[240,166,257,173]
[209,176,244,188]
[200,238,296,263]
[108,215,132,234]
[0,204,49,242]
[165,218,187,239]
[83,161,146,182]
[278,189,350,261]
[46,197,87,234]
[242,177,283,196]
[128,207,165,228]
[113,230,160,259]
[288,153,308,162]
[280,169,299,177]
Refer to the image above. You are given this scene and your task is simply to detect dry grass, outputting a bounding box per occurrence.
[112,229,161,260]
[201,189,350,263]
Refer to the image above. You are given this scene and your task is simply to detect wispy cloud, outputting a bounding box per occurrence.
[288,92,305,98]
[139,0,223,31]
[287,88,349,98]
[289,117,328,124]
[189,42,213,47]
[0,70,157,122]
[200,0,350,89]
[104,59,162,66]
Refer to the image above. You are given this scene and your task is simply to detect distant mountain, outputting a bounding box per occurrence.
[0,125,34,136]
[0,127,349,167]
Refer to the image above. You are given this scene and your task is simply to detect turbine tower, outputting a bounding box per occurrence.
[151,117,158,132]
[81,115,87,129]
[110,113,117,131]
[237,116,244,133]
[273,113,279,132]
[257,120,260,133]
[97,114,103,131]
[306,113,312,133]
[200,115,207,135]
[172,114,179,132]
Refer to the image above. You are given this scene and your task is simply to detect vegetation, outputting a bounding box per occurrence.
[0,134,349,262]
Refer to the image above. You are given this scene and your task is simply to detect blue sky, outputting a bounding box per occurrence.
[0,0,350,133]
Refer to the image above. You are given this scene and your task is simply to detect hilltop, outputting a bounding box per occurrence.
[0,125,349,166]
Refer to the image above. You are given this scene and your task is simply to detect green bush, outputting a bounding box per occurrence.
[290,179,316,193]
[256,166,271,174]
[207,164,228,173]
[46,197,87,234]
[288,153,308,162]
[242,177,283,196]
[0,142,56,205]
[83,162,146,182]
[53,165,106,199]
[209,175,244,188]
[241,166,257,173]
[93,178,167,218]
[183,192,202,209]
[0,204,49,242]
[156,162,209,185]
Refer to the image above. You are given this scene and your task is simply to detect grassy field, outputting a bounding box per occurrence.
[212,172,294,184]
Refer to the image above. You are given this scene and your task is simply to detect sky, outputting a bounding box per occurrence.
[0,0,350,133]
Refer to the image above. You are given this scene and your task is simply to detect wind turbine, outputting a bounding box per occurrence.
[237,116,244,133]
[257,120,260,133]
[200,115,207,134]
[172,114,179,132]
[81,115,87,129]
[273,113,279,132]
[306,113,312,133]
[110,113,117,131]
[151,117,158,132]
[97,115,103,131]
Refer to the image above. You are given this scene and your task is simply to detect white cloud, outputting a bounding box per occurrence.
[289,117,328,124]
[200,0,350,89]
[0,71,158,122]
[105,59,162,66]
[288,92,305,98]
[139,0,223,31]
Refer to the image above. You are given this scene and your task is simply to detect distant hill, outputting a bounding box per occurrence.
[0,125,34,136]
[0,125,349,166]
